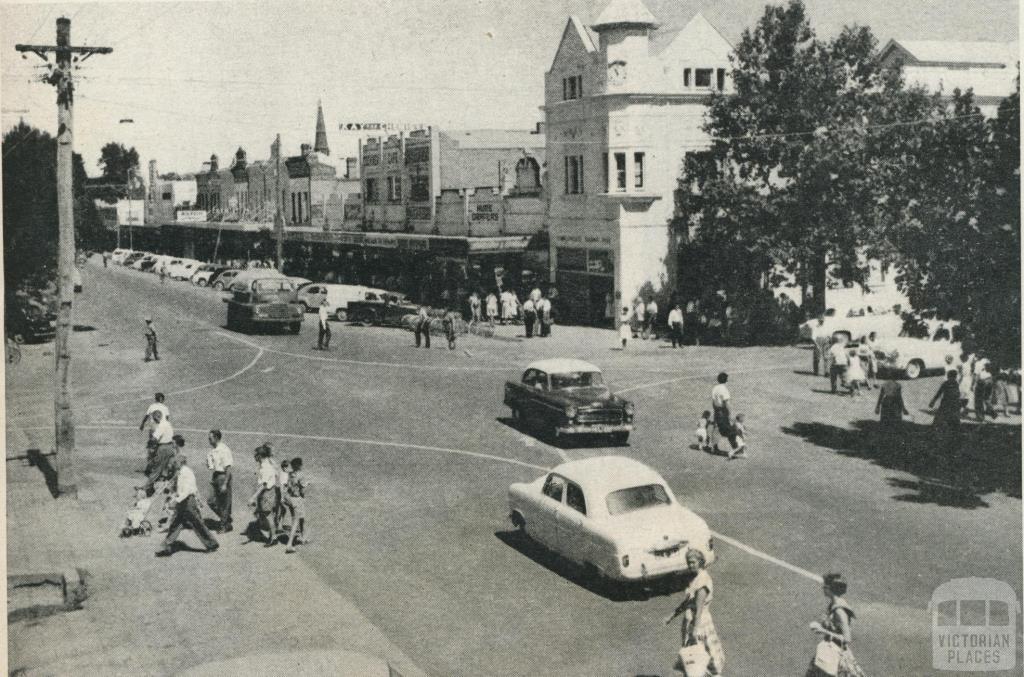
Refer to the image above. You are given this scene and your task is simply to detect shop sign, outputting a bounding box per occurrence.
[363,234,398,248]
[468,236,531,253]
[175,210,208,223]
[398,236,430,251]
[471,204,500,222]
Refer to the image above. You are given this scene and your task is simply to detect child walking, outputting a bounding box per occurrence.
[731,413,748,459]
[285,457,309,554]
[695,410,712,452]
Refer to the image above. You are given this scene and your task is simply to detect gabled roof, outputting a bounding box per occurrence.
[651,11,734,55]
[880,39,1018,66]
[592,0,660,31]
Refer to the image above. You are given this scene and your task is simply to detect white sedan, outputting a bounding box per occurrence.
[508,456,714,583]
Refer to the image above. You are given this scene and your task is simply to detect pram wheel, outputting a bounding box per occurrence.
[140,520,152,535]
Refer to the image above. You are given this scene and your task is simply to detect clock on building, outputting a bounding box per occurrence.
[608,61,627,86]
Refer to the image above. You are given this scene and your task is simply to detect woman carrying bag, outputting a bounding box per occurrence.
[807,573,867,677]
[665,549,724,676]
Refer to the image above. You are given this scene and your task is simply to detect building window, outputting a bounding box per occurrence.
[562,75,583,100]
[365,178,378,203]
[291,193,297,223]
[564,155,584,194]
[162,191,172,200]
[634,152,645,189]
[695,69,713,88]
[717,68,726,91]
[410,175,430,202]
[602,152,609,192]
[684,68,691,87]
[614,153,626,191]
[387,176,402,201]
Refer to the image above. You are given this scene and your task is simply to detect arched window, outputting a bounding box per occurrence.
[515,157,541,194]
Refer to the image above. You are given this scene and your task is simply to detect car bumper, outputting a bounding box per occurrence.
[556,423,632,435]
[610,545,716,581]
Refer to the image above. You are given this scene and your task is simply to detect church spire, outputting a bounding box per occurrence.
[314,100,330,156]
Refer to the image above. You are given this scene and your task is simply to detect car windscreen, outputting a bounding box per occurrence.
[550,371,604,389]
[253,279,295,293]
[605,484,671,516]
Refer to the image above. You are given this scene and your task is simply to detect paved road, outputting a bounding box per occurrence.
[16,261,1020,676]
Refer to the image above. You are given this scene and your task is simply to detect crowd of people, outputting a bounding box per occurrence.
[132,393,311,557]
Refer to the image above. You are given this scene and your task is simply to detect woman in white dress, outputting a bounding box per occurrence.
[618,307,632,348]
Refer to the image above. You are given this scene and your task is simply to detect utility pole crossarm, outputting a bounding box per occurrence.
[15,44,113,55]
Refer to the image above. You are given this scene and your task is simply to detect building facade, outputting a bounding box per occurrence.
[879,39,1019,117]
[544,0,733,325]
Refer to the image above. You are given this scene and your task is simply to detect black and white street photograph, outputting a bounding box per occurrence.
[2,1,1021,675]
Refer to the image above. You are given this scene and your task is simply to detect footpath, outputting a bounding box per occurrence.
[6,338,426,676]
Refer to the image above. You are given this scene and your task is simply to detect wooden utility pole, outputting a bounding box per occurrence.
[273,134,284,270]
[16,19,112,498]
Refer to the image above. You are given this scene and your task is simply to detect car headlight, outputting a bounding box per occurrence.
[565,405,577,420]
[624,402,635,416]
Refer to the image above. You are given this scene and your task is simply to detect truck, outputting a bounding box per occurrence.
[223,269,303,334]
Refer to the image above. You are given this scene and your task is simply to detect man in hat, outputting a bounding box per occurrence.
[144,317,159,362]
[156,452,219,556]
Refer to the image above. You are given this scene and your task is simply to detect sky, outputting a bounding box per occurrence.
[1,0,1019,176]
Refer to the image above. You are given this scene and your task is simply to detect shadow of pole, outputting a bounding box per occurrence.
[25,448,60,499]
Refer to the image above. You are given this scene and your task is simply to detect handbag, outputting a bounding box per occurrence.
[675,642,710,677]
[813,639,841,676]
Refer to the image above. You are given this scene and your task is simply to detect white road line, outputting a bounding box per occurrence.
[492,419,571,463]
[614,362,806,395]
[48,424,551,472]
[710,531,823,583]
[17,421,819,581]
[214,331,515,372]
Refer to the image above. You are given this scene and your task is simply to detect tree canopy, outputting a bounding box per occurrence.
[675,0,1020,363]
[94,141,141,201]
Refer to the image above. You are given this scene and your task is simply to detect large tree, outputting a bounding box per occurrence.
[95,141,140,201]
[675,0,934,314]
[889,86,1021,366]
[2,121,103,290]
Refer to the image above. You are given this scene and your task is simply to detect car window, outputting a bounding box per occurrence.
[606,484,671,516]
[541,475,565,503]
[933,327,951,342]
[566,482,586,515]
[550,371,604,389]
[365,292,379,301]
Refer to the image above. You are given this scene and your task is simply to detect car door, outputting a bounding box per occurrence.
[302,285,322,308]
[523,370,549,428]
[533,474,566,550]
[556,480,591,564]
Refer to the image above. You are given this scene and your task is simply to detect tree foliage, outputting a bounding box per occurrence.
[94,141,140,201]
[2,121,104,291]
[676,0,1020,362]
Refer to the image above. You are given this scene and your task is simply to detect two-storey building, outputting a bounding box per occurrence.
[544,0,733,325]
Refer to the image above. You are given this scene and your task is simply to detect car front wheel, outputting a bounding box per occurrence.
[213,281,224,290]
[335,308,347,322]
[904,360,924,379]
[196,279,207,287]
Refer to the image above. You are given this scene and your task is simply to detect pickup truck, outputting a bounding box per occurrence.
[504,358,635,445]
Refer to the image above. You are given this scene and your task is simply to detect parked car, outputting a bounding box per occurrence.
[346,292,417,326]
[873,323,962,379]
[286,276,312,290]
[168,259,202,281]
[211,269,242,290]
[224,270,303,334]
[504,359,634,445]
[6,291,57,343]
[800,308,903,342]
[191,264,228,287]
[130,254,153,271]
[508,456,715,584]
[111,248,134,264]
[122,252,146,267]
[297,284,394,321]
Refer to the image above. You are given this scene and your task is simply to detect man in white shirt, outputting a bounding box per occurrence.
[144,409,175,479]
[711,372,743,458]
[667,303,684,348]
[156,453,219,556]
[317,299,332,351]
[829,337,851,394]
[645,299,659,339]
[537,296,552,337]
[206,429,234,533]
[522,298,536,338]
[139,393,170,431]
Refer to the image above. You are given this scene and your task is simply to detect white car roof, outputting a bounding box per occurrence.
[549,455,667,498]
[228,268,287,290]
[526,358,600,375]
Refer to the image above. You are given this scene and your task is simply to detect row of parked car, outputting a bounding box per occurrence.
[109,249,419,326]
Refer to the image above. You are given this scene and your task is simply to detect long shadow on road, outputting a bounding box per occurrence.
[494,529,685,602]
[782,419,1021,508]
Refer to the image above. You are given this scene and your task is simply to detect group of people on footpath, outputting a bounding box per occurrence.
[664,549,865,676]
[468,287,555,338]
[134,393,310,557]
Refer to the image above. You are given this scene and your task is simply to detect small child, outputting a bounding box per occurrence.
[695,410,712,451]
[121,488,153,537]
[443,309,458,350]
[285,457,309,554]
[732,413,748,458]
[275,459,291,536]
